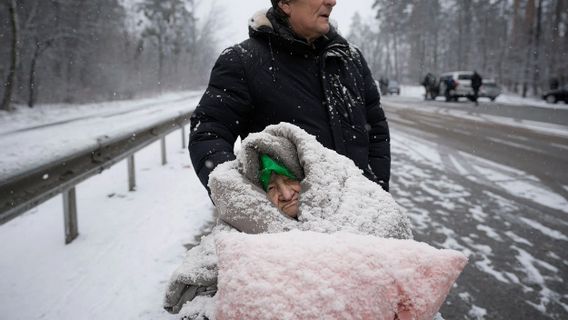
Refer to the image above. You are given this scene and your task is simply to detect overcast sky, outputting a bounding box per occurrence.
[198,0,376,49]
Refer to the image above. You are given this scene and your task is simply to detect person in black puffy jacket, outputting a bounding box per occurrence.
[189,0,391,194]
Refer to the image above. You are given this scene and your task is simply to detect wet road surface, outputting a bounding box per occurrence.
[384,96,568,319]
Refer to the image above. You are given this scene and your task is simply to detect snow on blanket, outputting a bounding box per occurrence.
[215,231,467,320]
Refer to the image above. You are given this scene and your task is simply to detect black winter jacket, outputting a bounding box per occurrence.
[189,9,391,192]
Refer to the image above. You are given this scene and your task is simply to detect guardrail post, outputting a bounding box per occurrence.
[182,125,187,149]
[127,154,136,191]
[63,187,79,244]
[161,136,167,165]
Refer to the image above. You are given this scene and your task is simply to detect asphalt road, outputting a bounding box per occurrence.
[383,96,568,319]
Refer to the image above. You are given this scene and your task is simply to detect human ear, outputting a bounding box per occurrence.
[278,1,292,15]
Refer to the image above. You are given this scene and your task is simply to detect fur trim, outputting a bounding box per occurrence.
[248,9,273,31]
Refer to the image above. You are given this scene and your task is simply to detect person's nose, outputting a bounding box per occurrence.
[279,185,294,201]
[324,0,336,8]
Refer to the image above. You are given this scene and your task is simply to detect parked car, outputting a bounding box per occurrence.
[542,85,568,104]
[479,79,502,101]
[438,71,477,101]
[386,80,401,95]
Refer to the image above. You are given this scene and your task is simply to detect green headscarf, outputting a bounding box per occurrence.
[259,154,297,191]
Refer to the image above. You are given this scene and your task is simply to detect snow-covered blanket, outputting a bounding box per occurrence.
[210,122,413,238]
[164,123,414,317]
[216,231,468,320]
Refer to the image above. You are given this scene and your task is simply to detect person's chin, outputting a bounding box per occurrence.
[319,24,330,34]
[283,208,298,218]
[281,203,299,218]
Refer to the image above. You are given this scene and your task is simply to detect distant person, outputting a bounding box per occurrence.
[444,77,456,102]
[422,73,437,100]
[379,76,389,96]
[189,0,391,194]
[471,71,482,106]
[549,77,560,90]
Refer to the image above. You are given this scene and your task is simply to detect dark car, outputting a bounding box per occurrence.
[386,80,401,95]
[543,85,568,104]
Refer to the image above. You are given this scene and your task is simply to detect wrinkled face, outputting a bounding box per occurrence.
[267,173,302,218]
[279,0,337,43]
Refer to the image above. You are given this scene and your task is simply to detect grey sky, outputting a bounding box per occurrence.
[198,0,376,48]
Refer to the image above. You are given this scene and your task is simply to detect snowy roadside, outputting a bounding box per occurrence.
[387,86,568,140]
[399,84,568,110]
[0,134,214,320]
[0,91,203,135]
[0,91,203,182]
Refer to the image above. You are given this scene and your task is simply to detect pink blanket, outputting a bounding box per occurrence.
[215,231,467,320]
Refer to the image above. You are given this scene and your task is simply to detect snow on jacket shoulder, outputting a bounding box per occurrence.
[189,8,391,195]
[210,122,412,240]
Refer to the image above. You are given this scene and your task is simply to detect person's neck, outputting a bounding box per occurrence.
[291,28,318,45]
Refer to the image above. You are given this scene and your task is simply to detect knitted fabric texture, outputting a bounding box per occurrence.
[259,154,297,191]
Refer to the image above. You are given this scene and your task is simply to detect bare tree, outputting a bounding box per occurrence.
[1,0,19,112]
[347,0,562,96]
[0,0,223,108]
[138,0,195,91]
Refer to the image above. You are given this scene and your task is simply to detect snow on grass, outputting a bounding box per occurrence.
[0,132,214,320]
[399,85,425,99]
[0,91,202,135]
[0,91,202,182]
[496,92,568,110]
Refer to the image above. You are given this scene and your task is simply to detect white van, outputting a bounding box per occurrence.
[438,71,474,101]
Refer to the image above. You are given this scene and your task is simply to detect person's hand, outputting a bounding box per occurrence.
[164,283,217,314]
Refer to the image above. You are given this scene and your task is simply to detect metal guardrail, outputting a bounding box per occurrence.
[0,111,192,243]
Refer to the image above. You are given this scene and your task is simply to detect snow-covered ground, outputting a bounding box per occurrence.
[394,85,568,140]
[1,92,210,319]
[1,90,567,319]
[400,85,568,110]
[0,132,213,319]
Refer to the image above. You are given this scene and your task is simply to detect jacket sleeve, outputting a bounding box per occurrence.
[189,46,253,192]
[357,49,391,192]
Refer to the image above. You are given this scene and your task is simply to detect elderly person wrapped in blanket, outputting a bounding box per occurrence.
[163,123,413,317]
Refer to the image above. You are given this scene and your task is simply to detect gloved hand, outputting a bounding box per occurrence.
[164,230,221,314]
[164,283,217,314]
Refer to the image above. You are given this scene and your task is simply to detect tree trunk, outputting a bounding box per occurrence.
[532,0,543,96]
[393,30,400,81]
[28,41,41,108]
[384,31,391,79]
[158,36,164,92]
[522,0,536,97]
[508,0,523,92]
[457,9,464,70]
[1,0,20,112]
